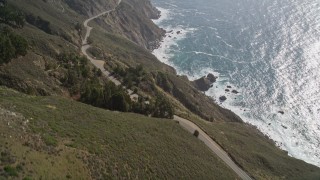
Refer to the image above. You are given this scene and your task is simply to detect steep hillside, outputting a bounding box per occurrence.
[0,87,238,179]
[101,0,165,49]
[0,0,319,179]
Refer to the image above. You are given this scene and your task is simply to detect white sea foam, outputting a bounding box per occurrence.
[152,4,320,167]
[152,7,170,25]
[152,7,197,68]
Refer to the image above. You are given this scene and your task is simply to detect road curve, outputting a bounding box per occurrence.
[81,0,134,94]
[81,1,252,179]
[174,115,253,180]
[81,2,121,86]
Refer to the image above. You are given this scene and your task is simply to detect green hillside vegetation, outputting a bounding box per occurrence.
[0,0,174,119]
[0,27,28,65]
[0,0,24,28]
[0,0,319,179]
[0,0,27,65]
[0,87,238,179]
[90,27,242,123]
[177,113,320,180]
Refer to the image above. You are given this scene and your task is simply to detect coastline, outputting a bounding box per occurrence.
[151,8,248,119]
[150,5,320,167]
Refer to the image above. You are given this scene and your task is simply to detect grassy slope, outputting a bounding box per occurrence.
[89,10,320,179]
[178,113,320,180]
[0,87,238,179]
[1,0,319,179]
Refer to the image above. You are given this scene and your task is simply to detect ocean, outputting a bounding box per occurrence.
[151,0,320,167]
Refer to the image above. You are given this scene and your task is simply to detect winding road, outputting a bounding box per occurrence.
[81,0,136,98]
[81,1,122,86]
[81,1,252,179]
[174,116,252,180]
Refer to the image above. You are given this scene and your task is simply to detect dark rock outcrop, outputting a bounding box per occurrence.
[232,90,239,94]
[192,73,217,91]
[219,96,227,101]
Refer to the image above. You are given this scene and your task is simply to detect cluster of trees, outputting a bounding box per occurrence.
[57,53,95,94]
[0,27,28,65]
[156,72,173,93]
[0,0,27,65]
[81,80,131,112]
[0,0,25,28]
[56,53,132,113]
[114,64,146,89]
[112,64,174,118]
[81,79,174,118]
[151,95,174,119]
[56,54,175,118]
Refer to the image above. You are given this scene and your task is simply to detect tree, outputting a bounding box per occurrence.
[9,31,27,55]
[64,70,78,87]
[152,95,174,119]
[13,12,25,28]
[0,34,15,64]
[111,92,130,112]
[0,2,25,28]
[75,22,82,32]
[0,27,28,65]
[156,72,173,93]
[0,0,7,7]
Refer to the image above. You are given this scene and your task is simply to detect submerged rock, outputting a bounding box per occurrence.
[232,90,239,94]
[219,96,227,101]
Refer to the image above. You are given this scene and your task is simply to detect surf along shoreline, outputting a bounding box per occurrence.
[149,5,320,169]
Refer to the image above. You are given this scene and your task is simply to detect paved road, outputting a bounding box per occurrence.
[81,0,136,97]
[81,1,252,179]
[174,115,253,180]
[81,3,121,85]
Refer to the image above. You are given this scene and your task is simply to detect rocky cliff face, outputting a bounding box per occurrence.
[65,0,117,16]
[100,0,165,50]
[122,0,161,19]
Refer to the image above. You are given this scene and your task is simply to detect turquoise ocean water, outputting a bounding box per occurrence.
[151,0,320,166]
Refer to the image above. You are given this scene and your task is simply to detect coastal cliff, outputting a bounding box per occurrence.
[0,0,319,179]
[65,0,117,16]
[100,0,165,49]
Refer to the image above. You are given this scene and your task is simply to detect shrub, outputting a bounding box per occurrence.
[152,95,174,119]
[4,166,18,176]
[193,130,199,137]
[0,27,28,65]
[0,1,25,28]
[156,72,173,93]
[43,134,58,146]
[110,92,130,112]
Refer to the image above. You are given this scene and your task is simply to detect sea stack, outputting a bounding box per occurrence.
[192,73,217,91]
